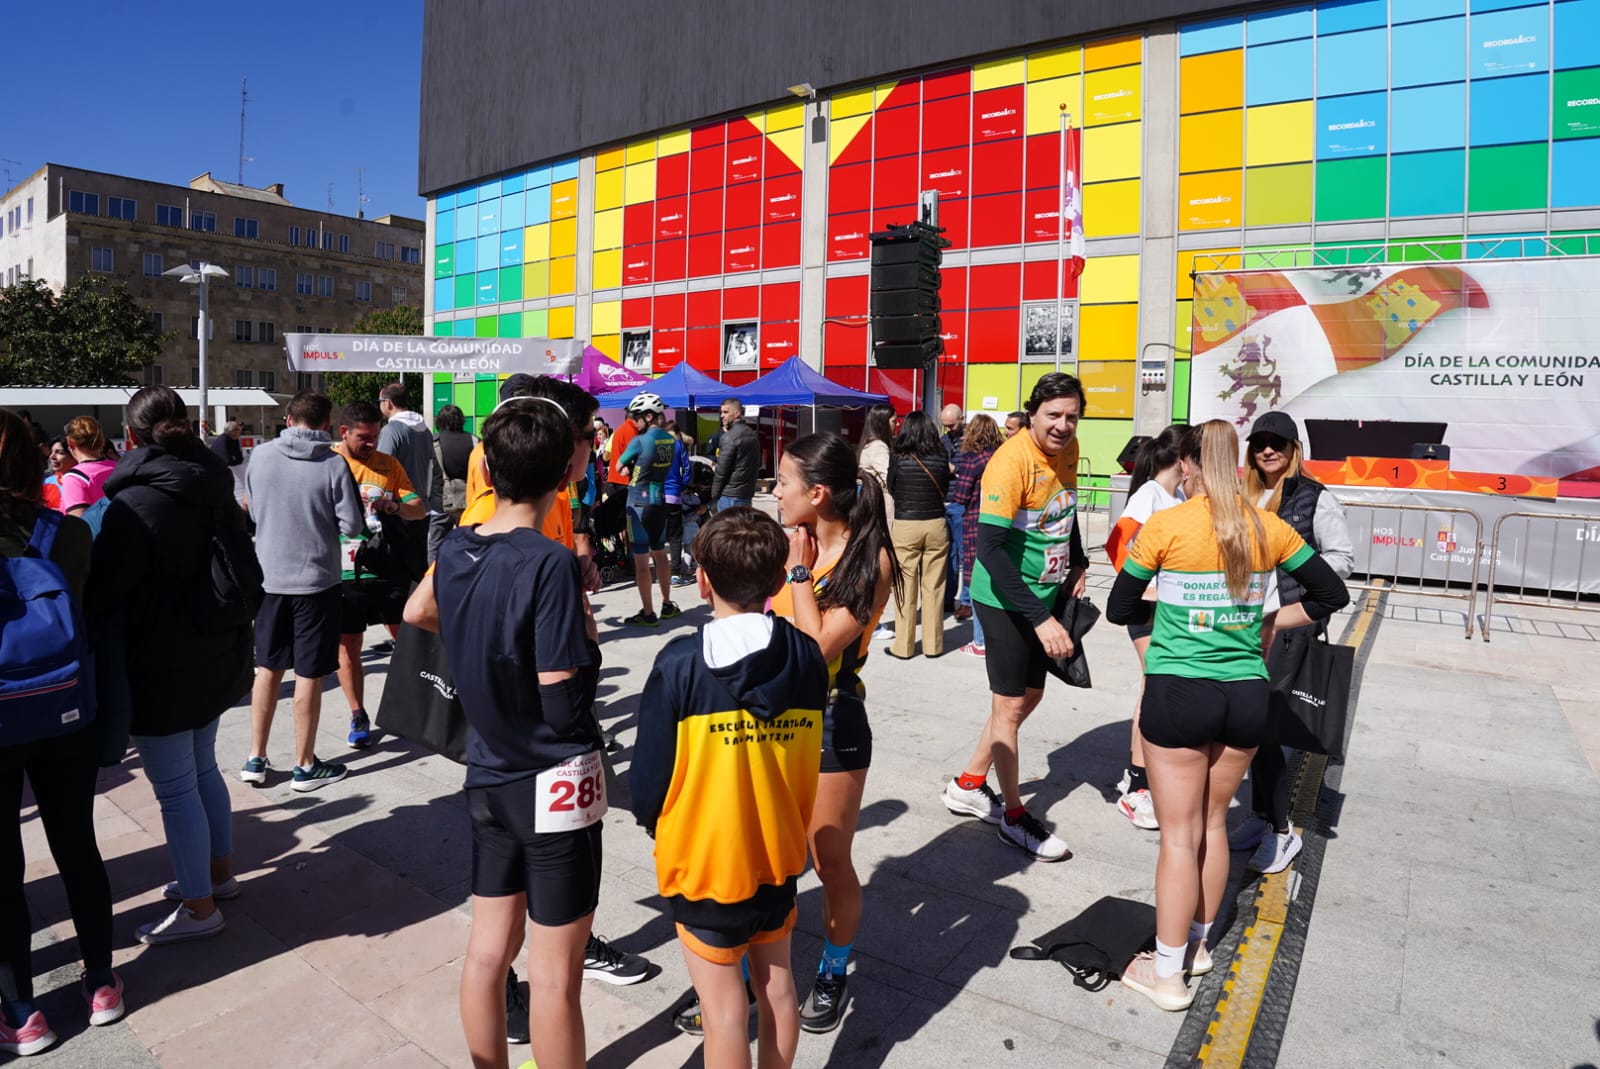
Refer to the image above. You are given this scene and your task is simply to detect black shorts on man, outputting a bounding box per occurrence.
[339,578,407,635]
[255,586,342,677]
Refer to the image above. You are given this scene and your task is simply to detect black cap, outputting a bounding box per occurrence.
[1249,411,1299,443]
[499,373,537,402]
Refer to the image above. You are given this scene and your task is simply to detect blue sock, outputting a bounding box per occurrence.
[3,999,35,1028]
[818,938,853,976]
[741,956,750,983]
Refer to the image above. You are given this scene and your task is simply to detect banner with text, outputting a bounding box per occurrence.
[1190,259,1600,481]
[284,334,585,377]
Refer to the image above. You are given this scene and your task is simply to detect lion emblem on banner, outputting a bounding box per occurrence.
[1218,335,1283,427]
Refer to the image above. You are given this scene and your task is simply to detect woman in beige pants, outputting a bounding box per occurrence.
[885,411,951,658]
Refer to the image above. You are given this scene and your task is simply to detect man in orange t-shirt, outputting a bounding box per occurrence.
[605,414,638,501]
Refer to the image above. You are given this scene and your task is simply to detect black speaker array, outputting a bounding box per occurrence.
[869,221,948,369]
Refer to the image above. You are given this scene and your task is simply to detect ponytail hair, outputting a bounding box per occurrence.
[1128,424,1183,497]
[126,385,198,453]
[1184,419,1266,600]
[785,432,902,624]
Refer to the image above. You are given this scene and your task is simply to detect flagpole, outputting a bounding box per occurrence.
[1056,107,1070,373]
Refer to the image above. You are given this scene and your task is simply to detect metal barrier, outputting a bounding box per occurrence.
[1335,499,1486,639]
[1077,459,1109,513]
[1482,511,1600,642]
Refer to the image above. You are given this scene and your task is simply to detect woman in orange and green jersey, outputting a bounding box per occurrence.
[768,432,899,1034]
[1106,420,1349,1013]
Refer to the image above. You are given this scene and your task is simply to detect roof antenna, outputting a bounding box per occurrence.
[327,183,335,211]
[357,167,369,219]
[237,78,252,184]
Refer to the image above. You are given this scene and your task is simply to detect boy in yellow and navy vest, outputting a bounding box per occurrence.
[630,507,828,1069]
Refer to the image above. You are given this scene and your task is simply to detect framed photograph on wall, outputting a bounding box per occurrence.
[1022,301,1076,363]
[723,321,759,369]
[622,329,652,372]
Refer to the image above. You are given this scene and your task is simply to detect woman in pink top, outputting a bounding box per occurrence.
[57,417,117,518]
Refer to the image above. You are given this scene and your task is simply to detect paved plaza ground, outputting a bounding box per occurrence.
[14,508,1600,1068]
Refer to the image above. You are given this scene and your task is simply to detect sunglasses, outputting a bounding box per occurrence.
[1249,434,1290,452]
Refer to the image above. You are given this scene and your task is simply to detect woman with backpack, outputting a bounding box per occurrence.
[85,386,254,946]
[56,417,117,522]
[427,403,475,564]
[0,408,120,1056]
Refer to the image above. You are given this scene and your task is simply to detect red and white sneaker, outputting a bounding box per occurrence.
[84,971,125,1026]
[0,1010,57,1056]
[959,642,986,658]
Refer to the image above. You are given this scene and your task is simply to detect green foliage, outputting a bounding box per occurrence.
[0,277,166,386]
[323,305,425,410]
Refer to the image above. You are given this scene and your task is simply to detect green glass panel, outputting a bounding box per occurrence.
[1073,419,1134,480]
[1468,144,1548,212]
[1550,234,1591,255]
[453,382,474,411]
[523,309,548,336]
[453,274,475,308]
[1314,157,1387,222]
[498,313,522,338]
[475,379,497,414]
[475,316,497,338]
[1554,68,1600,140]
[435,243,454,277]
[1171,360,1192,423]
[499,266,523,303]
[432,320,452,336]
[432,382,452,414]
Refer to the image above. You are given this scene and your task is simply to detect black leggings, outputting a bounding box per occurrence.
[0,729,113,1005]
[1250,627,1309,831]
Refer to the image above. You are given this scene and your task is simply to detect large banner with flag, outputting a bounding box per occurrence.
[1190,259,1600,481]
[284,334,585,377]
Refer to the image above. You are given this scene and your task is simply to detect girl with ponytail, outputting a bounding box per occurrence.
[1106,419,1349,1013]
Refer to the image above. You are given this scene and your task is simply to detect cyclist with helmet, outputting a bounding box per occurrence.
[617,393,680,626]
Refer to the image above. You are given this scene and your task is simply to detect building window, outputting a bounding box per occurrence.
[142,253,164,277]
[304,230,318,248]
[374,240,395,260]
[259,322,276,344]
[142,364,163,386]
[338,234,350,253]
[235,265,254,288]
[317,275,334,297]
[25,197,32,222]
[25,258,31,278]
[321,231,334,250]
[68,190,100,215]
[234,370,253,387]
[400,246,421,264]
[259,370,277,392]
[147,312,163,333]
[234,320,253,342]
[391,286,407,303]
[258,268,277,291]
[234,217,259,239]
[190,366,199,387]
[296,272,313,295]
[189,210,216,232]
[156,203,183,227]
[355,281,372,302]
[107,196,137,221]
[287,225,300,246]
[4,269,11,287]
[91,247,114,273]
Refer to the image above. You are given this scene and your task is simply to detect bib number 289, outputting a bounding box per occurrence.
[534,750,607,833]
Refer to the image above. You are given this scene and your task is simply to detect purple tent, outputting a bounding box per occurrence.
[570,345,652,394]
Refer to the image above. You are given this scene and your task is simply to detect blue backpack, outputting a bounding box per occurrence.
[0,510,94,746]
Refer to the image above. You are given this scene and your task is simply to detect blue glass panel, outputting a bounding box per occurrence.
[455,319,477,337]
[1552,136,1600,204]
[477,198,500,235]
[499,172,525,194]
[455,237,477,269]
[455,185,477,206]
[1246,39,1315,104]
[1466,232,1543,257]
[500,191,526,230]
[551,158,580,182]
[434,208,455,244]
[500,229,523,267]
[1317,28,1388,96]
[433,277,454,312]
[1470,73,1550,144]
[1317,92,1388,157]
[1472,0,1543,10]
[1555,0,1600,69]
[525,164,551,188]
[1392,0,1465,20]
[1180,16,1244,55]
[1391,18,1468,86]
[476,271,499,305]
[1470,6,1551,78]
[1392,83,1468,150]
[1391,150,1466,214]
[525,186,551,225]
[433,191,456,211]
[1318,0,1387,32]
[477,179,502,200]
[475,235,498,272]
[1247,4,1313,43]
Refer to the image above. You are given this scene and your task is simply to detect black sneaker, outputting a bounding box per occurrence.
[671,982,756,1037]
[799,972,848,1034]
[659,600,682,620]
[583,933,649,986]
[625,610,659,627]
[290,757,347,793]
[504,967,529,1044]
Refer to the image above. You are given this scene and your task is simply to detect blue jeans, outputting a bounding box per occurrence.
[132,720,232,900]
[717,495,753,513]
[945,502,965,607]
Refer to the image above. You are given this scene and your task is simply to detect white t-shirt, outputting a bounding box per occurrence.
[1123,480,1183,527]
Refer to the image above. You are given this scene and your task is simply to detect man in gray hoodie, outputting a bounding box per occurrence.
[241,390,366,792]
[378,382,434,578]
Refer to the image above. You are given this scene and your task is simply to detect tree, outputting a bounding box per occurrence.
[323,305,425,410]
[0,277,166,386]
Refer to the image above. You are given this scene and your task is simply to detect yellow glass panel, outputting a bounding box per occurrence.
[593,208,623,250]
[548,304,575,338]
[828,113,872,165]
[523,224,550,262]
[1083,122,1141,182]
[595,168,623,211]
[623,161,656,205]
[1083,179,1140,236]
[743,111,766,134]
[522,261,549,299]
[657,128,691,156]
[550,179,578,221]
[1079,302,1139,358]
[975,55,1026,90]
[1078,360,1136,418]
[595,146,625,172]
[874,81,900,106]
[766,102,804,131]
[1027,75,1082,136]
[550,218,578,259]
[768,127,804,171]
[1080,253,1139,304]
[1027,44,1082,80]
[966,364,1022,413]
[1084,35,1141,71]
[831,85,874,118]
[1245,102,1313,167]
[1085,66,1141,126]
[592,248,621,291]
[592,300,621,336]
[1176,248,1243,299]
[1179,110,1243,174]
[625,138,656,163]
[1177,171,1243,230]
[590,333,620,360]
[1180,50,1244,115]
[1174,302,1194,357]
[549,257,576,296]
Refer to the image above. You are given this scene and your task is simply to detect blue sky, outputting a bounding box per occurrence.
[8,0,427,220]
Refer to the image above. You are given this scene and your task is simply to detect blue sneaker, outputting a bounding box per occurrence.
[239,756,271,786]
[291,758,347,793]
[347,710,372,749]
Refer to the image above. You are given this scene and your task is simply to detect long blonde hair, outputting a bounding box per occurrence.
[1244,437,1302,513]
[1184,420,1267,600]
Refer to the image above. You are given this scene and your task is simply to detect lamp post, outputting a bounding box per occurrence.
[163,262,228,435]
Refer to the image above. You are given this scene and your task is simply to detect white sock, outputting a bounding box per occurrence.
[1154,938,1185,979]
[1188,920,1212,945]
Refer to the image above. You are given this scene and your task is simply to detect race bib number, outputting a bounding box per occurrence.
[340,538,361,575]
[534,750,608,833]
[1039,541,1070,585]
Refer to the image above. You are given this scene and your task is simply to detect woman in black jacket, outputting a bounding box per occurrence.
[86,387,253,946]
[885,411,951,658]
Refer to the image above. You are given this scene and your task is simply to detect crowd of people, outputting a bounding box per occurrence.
[0,367,1355,1065]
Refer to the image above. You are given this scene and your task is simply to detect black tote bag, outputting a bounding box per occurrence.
[1009,895,1157,991]
[375,623,469,764]
[1269,627,1355,759]
[1045,595,1100,689]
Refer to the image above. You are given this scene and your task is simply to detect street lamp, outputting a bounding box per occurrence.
[163,261,228,435]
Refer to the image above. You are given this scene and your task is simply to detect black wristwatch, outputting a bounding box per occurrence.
[787,564,813,585]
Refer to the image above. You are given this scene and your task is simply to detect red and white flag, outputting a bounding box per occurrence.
[1062,124,1085,282]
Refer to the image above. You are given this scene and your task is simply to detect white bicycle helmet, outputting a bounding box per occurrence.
[627,392,665,416]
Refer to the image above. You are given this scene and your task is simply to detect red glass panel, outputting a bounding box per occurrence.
[652,239,683,282]
[761,222,800,268]
[685,327,720,371]
[725,182,761,230]
[921,95,970,151]
[691,122,726,149]
[723,227,760,274]
[966,308,1021,362]
[921,147,968,199]
[825,275,868,318]
[653,196,687,241]
[827,211,870,261]
[656,153,688,199]
[653,293,685,329]
[723,285,759,321]
[690,144,725,192]
[623,202,655,246]
[764,174,802,222]
[653,328,684,371]
[969,262,1022,309]
[687,233,722,278]
[972,137,1024,196]
[622,297,652,328]
[1024,131,1063,190]
[827,163,870,215]
[760,321,799,366]
[725,138,763,185]
[873,154,920,207]
[874,106,920,159]
[969,192,1022,248]
[622,244,655,286]
[687,290,722,330]
[687,188,722,235]
[762,281,800,322]
[973,86,1024,142]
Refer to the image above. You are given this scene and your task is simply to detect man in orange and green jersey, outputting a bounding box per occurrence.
[941,373,1089,863]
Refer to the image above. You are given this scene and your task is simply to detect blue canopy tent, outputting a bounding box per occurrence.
[593,360,729,409]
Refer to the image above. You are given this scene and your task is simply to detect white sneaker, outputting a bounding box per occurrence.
[871,624,894,642]
[941,779,1003,824]
[997,811,1071,861]
[1229,813,1272,852]
[1117,788,1159,830]
[1248,829,1302,874]
[162,876,241,902]
[137,905,225,945]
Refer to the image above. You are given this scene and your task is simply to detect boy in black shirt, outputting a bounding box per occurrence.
[431,396,599,1069]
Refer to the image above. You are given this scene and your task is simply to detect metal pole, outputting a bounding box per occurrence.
[197,270,209,437]
[1056,108,1068,374]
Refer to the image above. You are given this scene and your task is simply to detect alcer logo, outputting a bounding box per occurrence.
[1188,608,1253,632]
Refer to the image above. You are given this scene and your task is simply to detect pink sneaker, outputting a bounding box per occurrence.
[0,1010,57,1056]
[959,642,986,658]
[84,971,125,1026]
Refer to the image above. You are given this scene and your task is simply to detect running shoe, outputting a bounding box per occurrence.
[291,758,348,793]
[1119,951,1192,1012]
[998,810,1071,861]
[137,905,225,945]
[238,756,271,786]
[625,610,660,627]
[583,934,649,985]
[671,574,695,587]
[671,983,756,1037]
[1229,812,1272,852]
[346,710,372,749]
[659,601,682,620]
[83,972,125,1026]
[870,624,894,642]
[163,876,241,902]
[958,642,986,657]
[0,1011,55,1056]
[799,972,848,1034]
[505,967,529,1044]
[1186,941,1213,977]
[941,779,1004,824]
[1117,788,1159,831]
[1248,829,1302,875]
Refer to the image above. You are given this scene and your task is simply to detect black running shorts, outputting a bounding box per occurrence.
[339,578,407,635]
[466,776,603,926]
[1139,673,1270,751]
[675,881,798,966]
[974,594,1066,698]
[820,696,872,774]
[255,586,342,678]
